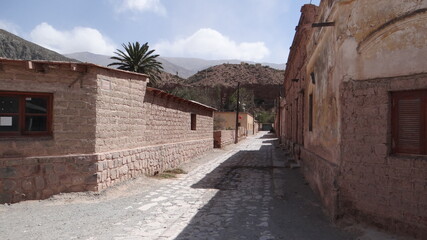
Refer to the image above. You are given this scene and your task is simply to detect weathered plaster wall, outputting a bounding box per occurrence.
[214,112,253,135]
[301,0,427,237]
[0,61,98,157]
[314,0,427,82]
[281,4,318,153]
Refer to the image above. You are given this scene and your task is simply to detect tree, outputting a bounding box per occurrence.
[108,42,163,86]
[226,87,255,113]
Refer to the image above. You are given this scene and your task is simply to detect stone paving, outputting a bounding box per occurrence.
[0,132,365,240]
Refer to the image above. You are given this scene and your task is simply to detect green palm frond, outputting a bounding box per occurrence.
[108,42,163,86]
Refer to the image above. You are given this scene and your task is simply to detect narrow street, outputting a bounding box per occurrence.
[0,132,400,240]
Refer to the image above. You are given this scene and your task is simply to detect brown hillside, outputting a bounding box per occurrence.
[156,71,188,88]
[0,29,76,62]
[187,63,284,87]
[181,63,284,109]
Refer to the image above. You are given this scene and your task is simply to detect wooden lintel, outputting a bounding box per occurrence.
[312,22,335,28]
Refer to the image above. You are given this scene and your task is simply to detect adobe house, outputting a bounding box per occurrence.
[279,1,427,238]
[214,111,257,135]
[213,112,258,148]
[0,59,215,203]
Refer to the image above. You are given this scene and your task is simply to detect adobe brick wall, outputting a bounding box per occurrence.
[94,73,147,152]
[339,75,427,238]
[213,128,246,148]
[143,91,213,146]
[0,60,215,204]
[0,61,98,157]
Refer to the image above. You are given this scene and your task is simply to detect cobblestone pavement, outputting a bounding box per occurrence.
[0,132,403,240]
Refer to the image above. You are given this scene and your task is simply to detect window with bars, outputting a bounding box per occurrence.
[0,92,53,136]
[391,90,427,155]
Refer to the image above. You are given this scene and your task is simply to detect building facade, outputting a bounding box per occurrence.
[214,111,258,135]
[279,1,427,238]
[0,59,214,203]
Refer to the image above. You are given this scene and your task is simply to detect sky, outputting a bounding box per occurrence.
[0,0,321,64]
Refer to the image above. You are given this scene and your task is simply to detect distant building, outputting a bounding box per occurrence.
[214,111,258,135]
[0,59,215,203]
[213,112,259,148]
[278,1,427,238]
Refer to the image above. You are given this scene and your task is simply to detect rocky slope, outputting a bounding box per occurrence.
[187,62,283,87]
[0,29,76,62]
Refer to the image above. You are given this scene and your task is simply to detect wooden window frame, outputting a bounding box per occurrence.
[191,113,196,131]
[391,90,427,155]
[0,91,53,137]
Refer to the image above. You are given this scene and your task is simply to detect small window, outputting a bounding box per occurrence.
[191,113,196,130]
[310,72,316,84]
[391,90,426,155]
[0,92,53,136]
[309,93,313,132]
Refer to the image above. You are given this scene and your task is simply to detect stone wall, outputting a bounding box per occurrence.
[339,75,427,238]
[96,139,212,190]
[0,137,212,203]
[0,154,97,203]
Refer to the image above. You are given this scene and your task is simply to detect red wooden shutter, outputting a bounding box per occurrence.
[392,90,427,155]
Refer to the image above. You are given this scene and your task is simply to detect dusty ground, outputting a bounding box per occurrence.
[0,132,414,240]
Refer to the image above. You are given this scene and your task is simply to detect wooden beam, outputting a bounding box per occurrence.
[312,22,335,28]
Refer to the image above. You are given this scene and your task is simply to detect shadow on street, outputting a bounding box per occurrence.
[175,134,357,240]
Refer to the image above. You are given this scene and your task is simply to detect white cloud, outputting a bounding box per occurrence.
[154,28,270,61]
[118,0,166,16]
[29,22,116,55]
[0,20,20,35]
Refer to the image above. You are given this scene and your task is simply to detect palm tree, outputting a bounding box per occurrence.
[108,42,163,86]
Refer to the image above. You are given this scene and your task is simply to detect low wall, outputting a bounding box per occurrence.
[213,128,246,148]
[96,139,212,190]
[0,139,212,203]
[0,155,97,203]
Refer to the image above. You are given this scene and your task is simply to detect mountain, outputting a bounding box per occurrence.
[0,29,282,112]
[64,52,284,78]
[0,29,76,62]
[163,57,284,72]
[65,52,194,78]
[64,51,283,109]
[182,62,284,109]
[187,62,283,87]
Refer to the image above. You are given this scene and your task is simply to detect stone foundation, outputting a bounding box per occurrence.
[0,155,97,203]
[96,139,212,190]
[0,139,212,203]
